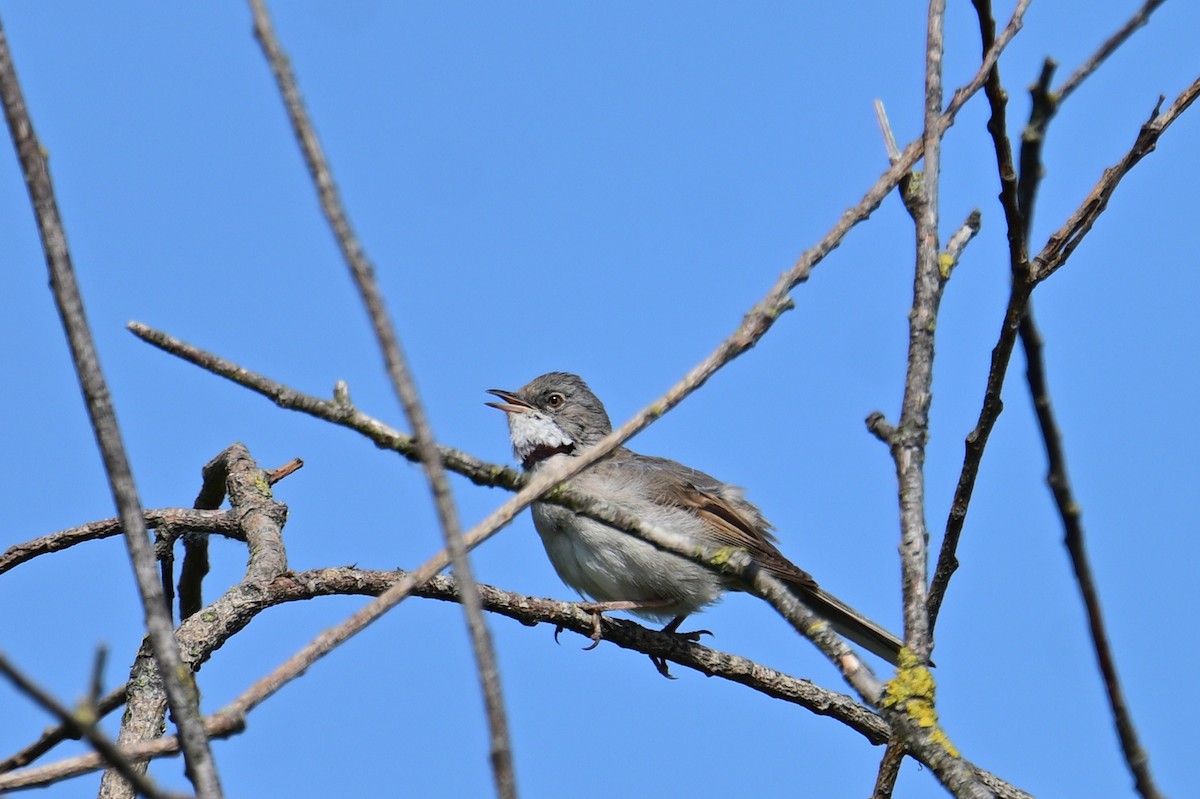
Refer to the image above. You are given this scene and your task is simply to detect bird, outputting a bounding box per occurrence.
[486,371,904,675]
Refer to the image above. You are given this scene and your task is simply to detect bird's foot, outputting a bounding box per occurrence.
[650,616,713,679]
[661,614,713,641]
[565,600,676,650]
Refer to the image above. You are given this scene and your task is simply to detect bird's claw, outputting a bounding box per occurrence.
[553,602,615,650]
[650,655,677,679]
[649,619,714,678]
[581,609,604,650]
[675,628,712,642]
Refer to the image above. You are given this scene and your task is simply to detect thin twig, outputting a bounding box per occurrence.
[944,211,983,269]
[929,8,1196,628]
[874,99,902,163]
[1032,78,1200,283]
[0,20,222,798]
[265,457,303,484]
[1016,60,1058,236]
[873,98,922,219]
[0,508,242,577]
[126,324,510,486]
[0,714,245,794]
[0,687,126,773]
[1011,20,1165,797]
[934,5,1176,794]
[928,0,1035,630]
[244,2,515,792]
[87,646,108,709]
[1056,0,1167,104]
[0,654,180,799]
[899,0,945,656]
[1020,318,1162,799]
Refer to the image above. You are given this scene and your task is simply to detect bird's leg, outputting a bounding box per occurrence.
[556,599,677,650]
[660,614,712,641]
[649,615,714,679]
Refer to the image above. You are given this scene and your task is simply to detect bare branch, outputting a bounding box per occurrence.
[100,445,291,798]
[867,3,996,796]
[928,0,1036,629]
[1032,77,1200,283]
[0,653,180,799]
[929,6,1196,629]
[0,20,223,797]
[1020,317,1162,799]
[0,715,245,794]
[128,322,530,498]
[871,741,907,799]
[932,6,1177,793]
[0,687,126,774]
[1056,0,1167,103]
[1005,24,1165,796]
[244,2,514,791]
[0,509,241,577]
[901,0,946,651]
[870,206,978,797]
[0,567,1032,799]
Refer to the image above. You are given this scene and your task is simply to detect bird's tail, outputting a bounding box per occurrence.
[792,584,905,666]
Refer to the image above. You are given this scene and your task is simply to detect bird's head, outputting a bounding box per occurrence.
[486,372,613,470]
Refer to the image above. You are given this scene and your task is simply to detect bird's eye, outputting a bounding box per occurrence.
[546,392,565,408]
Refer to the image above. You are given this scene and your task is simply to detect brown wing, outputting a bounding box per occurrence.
[625,453,819,590]
[620,452,904,664]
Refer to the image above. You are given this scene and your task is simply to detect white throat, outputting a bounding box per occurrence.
[508,412,574,466]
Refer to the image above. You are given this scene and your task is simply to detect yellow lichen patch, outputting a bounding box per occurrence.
[881,647,960,758]
[704,546,740,566]
[938,251,956,279]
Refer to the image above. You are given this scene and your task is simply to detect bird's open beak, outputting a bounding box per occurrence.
[485,389,533,415]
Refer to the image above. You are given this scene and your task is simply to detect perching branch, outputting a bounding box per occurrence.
[0,563,1032,799]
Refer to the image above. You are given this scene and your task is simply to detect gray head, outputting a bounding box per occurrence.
[486,372,613,470]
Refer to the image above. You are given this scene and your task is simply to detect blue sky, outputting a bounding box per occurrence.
[1,2,1197,797]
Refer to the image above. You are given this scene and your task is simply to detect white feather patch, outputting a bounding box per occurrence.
[507,412,573,462]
